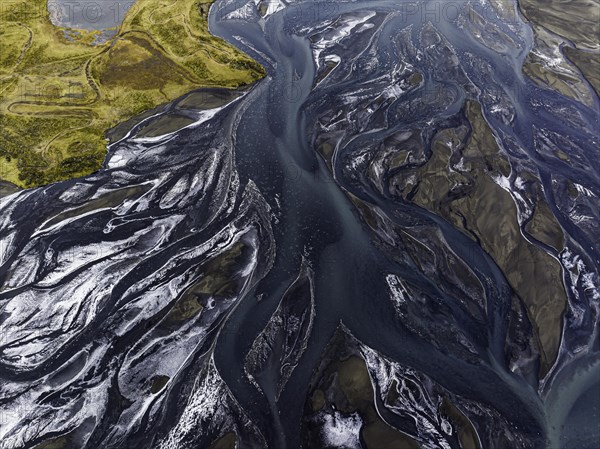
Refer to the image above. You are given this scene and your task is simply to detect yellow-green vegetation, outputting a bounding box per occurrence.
[439,396,480,449]
[563,45,600,95]
[209,432,238,449]
[31,432,78,449]
[523,55,591,105]
[518,0,599,51]
[41,183,151,229]
[164,241,247,324]
[518,0,600,99]
[0,0,265,188]
[335,356,421,449]
[150,374,170,393]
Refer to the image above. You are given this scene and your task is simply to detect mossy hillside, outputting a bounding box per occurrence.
[0,0,265,188]
[518,0,600,99]
[391,101,566,377]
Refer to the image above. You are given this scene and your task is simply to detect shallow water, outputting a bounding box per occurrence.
[48,0,132,30]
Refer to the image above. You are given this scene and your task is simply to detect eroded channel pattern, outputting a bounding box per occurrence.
[0,0,599,448]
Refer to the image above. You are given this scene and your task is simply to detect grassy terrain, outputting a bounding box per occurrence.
[0,0,265,188]
[518,0,600,99]
[391,101,566,376]
[303,331,421,449]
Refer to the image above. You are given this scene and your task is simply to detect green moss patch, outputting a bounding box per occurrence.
[0,0,265,188]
